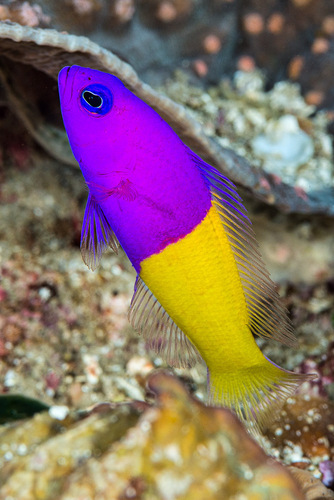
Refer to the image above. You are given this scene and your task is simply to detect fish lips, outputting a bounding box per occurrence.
[58,65,80,110]
[58,66,70,89]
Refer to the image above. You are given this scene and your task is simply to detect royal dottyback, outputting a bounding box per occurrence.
[58,65,314,431]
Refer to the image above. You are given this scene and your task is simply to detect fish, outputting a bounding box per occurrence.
[58,65,314,430]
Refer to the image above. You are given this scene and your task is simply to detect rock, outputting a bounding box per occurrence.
[0,372,307,499]
[0,401,142,498]
[289,467,334,500]
[264,394,334,482]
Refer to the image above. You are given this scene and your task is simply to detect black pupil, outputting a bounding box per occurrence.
[83,91,102,108]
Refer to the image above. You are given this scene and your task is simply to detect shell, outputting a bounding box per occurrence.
[0,21,333,215]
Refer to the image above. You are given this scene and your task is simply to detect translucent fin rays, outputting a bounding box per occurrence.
[208,365,314,433]
[190,151,298,348]
[129,276,202,368]
[81,193,119,270]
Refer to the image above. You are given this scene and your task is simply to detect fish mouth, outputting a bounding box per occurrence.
[58,66,70,90]
[58,66,80,109]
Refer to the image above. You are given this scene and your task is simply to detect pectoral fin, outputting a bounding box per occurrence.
[81,193,119,271]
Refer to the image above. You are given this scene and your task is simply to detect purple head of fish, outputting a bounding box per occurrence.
[59,66,133,177]
[58,66,211,271]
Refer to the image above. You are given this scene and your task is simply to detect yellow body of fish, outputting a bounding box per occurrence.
[140,200,308,429]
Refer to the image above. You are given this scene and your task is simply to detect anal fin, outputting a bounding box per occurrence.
[129,276,202,369]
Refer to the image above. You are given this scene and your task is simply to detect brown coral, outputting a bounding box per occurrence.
[0,372,308,499]
[0,22,333,215]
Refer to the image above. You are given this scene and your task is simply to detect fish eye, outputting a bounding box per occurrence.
[80,84,113,115]
[82,91,103,108]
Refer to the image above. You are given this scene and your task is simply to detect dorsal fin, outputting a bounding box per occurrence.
[190,151,297,348]
[128,276,203,368]
[81,193,119,271]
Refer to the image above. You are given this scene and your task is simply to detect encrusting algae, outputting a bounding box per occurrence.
[58,65,315,432]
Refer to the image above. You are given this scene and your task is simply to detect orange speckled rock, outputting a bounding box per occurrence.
[265,395,334,463]
[0,372,306,500]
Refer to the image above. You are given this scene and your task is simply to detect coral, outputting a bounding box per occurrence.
[67,0,101,16]
[265,395,334,467]
[1,0,334,112]
[162,69,333,193]
[0,2,50,27]
[290,43,334,110]
[238,1,334,110]
[151,0,193,24]
[108,0,135,26]
[1,23,334,215]
[0,372,307,499]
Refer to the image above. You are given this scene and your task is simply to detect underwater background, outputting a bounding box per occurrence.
[0,1,334,498]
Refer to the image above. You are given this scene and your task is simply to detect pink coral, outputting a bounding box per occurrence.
[2,2,51,27]
[69,0,101,15]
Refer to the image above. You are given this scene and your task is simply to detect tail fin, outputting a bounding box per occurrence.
[207,358,316,434]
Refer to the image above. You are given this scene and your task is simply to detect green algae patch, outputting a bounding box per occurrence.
[0,394,49,424]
